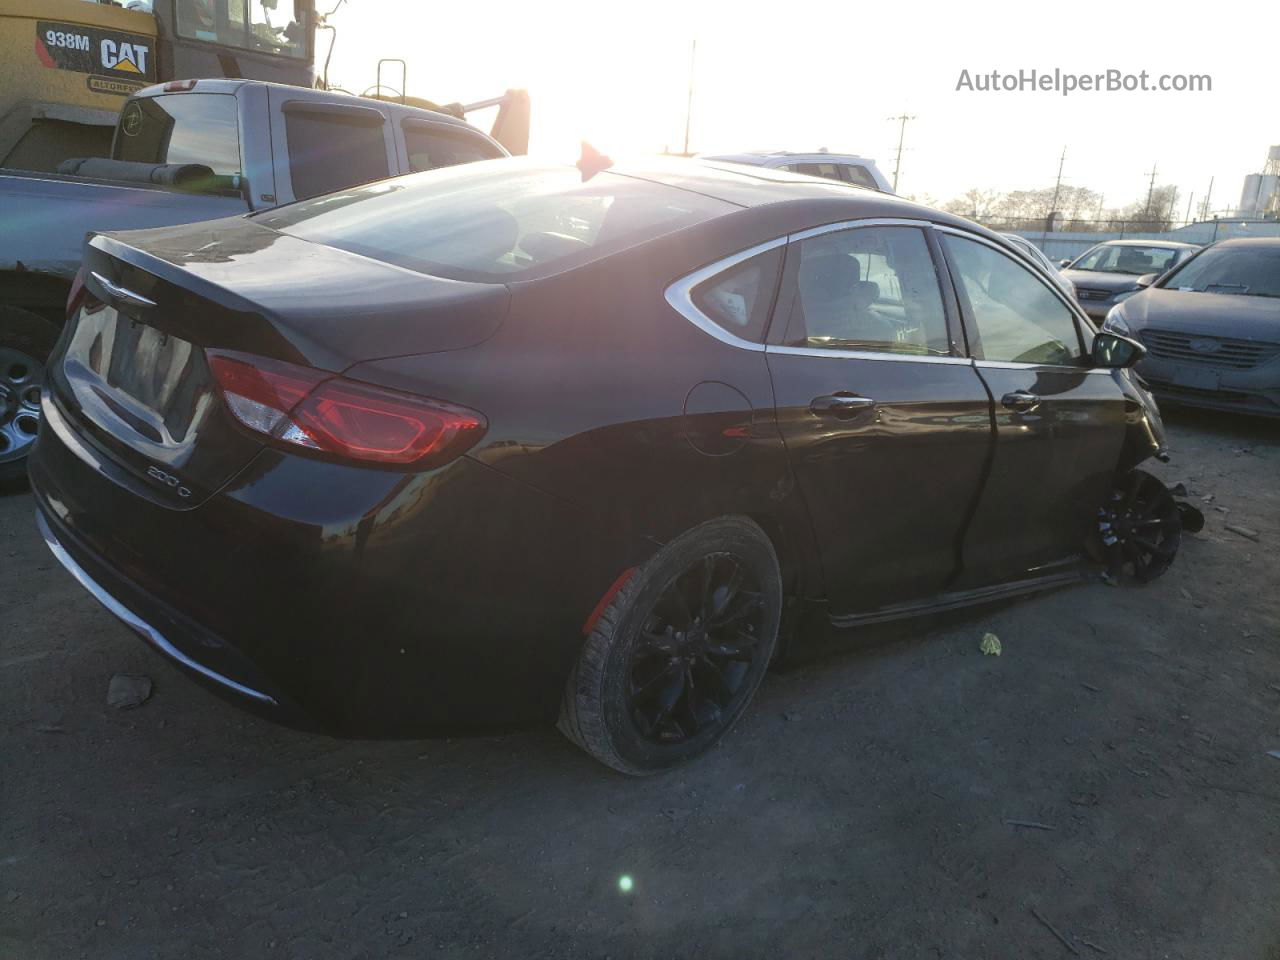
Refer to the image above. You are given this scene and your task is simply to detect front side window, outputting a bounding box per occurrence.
[284,109,390,200]
[783,226,950,356]
[1070,244,1182,275]
[114,93,241,185]
[944,234,1084,365]
[1160,245,1280,299]
[402,123,503,173]
[175,0,308,60]
[257,160,736,282]
[691,247,784,343]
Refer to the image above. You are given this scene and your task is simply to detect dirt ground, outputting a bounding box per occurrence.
[2,406,1279,960]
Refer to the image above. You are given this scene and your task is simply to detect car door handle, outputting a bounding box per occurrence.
[810,394,876,419]
[1001,390,1041,413]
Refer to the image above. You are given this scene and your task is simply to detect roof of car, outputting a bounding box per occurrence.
[1207,236,1280,249]
[608,157,990,233]
[1092,238,1199,250]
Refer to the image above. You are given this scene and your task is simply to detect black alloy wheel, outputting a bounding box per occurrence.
[627,553,766,745]
[1098,470,1183,584]
[559,516,782,775]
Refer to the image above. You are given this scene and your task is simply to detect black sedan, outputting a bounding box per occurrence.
[1102,237,1280,416]
[30,157,1176,774]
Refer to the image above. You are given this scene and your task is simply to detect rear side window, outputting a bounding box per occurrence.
[403,122,502,173]
[791,162,843,182]
[284,107,391,200]
[258,159,736,282]
[691,247,784,343]
[115,93,241,178]
[784,226,950,356]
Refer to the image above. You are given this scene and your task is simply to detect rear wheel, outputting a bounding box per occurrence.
[559,517,782,775]
[0,307,58,486]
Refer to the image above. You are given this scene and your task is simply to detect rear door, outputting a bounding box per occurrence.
[937,227,1127,586]
[765,221,995,615]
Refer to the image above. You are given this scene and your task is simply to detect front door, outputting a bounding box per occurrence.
[765,222,994,615]
[938,230,1128,586]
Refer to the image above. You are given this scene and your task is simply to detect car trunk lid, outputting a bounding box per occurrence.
[49,220,509,507]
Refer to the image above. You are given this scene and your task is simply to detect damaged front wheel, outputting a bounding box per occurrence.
[1095,470,1185,584]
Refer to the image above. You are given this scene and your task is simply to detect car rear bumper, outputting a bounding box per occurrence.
[36,504,309,723]
[28,390,656,737]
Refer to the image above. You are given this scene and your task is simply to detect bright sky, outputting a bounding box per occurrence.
[326,0,1274,217]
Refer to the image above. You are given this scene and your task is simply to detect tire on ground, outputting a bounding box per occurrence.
[0,306,60,486]
[558,515,782,775]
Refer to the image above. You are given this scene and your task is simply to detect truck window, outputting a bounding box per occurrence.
[114,93,241,179]
[839,164,878,189]
[402,123,502,173]
[284,109,390,200]
[175,0,308,60]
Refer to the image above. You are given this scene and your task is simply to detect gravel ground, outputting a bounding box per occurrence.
[2,406,1278,960]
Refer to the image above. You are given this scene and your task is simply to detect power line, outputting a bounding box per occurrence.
[887,113,915,192]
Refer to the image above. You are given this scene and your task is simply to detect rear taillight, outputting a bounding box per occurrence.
[208,351,486,468]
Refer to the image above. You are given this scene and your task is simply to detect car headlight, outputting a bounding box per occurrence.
[1101,307,1131,336]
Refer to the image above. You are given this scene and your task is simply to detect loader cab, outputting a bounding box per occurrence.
[155,0,316,89]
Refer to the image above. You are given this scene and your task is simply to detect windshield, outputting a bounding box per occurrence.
[1160,245,1280,298]
[174,0,309,60]
[256,159,736,282]
[1070,244,1184,275]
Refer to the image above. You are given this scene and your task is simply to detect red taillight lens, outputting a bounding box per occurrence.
[208,351,486,468]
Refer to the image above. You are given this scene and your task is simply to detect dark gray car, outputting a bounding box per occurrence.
[1101,238,1280,416]
[1062,239,1199,321]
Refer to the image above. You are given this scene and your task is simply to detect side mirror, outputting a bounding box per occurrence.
[1135,273,1158,288]
[1057,258,1072,269]
[1092,331,1146,369]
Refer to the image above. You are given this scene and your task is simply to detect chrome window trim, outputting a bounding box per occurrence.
[36,510,279,706]
[663,237,787,352]
[768,345,972,365]
[787,217,934,243]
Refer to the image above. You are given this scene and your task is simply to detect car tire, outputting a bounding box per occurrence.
[0,306,59,488]
[558,516,782,775]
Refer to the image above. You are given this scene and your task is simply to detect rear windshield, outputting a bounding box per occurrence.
[1160,245,1280,299]
[1070,244,1184,275]
[255,159,736,282]
[114,93,241,192]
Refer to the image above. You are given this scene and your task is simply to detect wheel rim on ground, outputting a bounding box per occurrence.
[626,553,767,745]
[0,347,44,466]
[1099,471,1182,583]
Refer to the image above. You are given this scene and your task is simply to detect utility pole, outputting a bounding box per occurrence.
[887,113,915,193]
[1144,163,1158,218]
[1200,176,1214,220]
[1095,194,1105,221]
[681,39,696,156]
[1044,146,1066,240]
[1184,192,1194,225]
[1165,187,1179,225]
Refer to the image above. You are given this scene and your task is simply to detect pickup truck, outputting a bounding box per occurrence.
[0,77,507,481]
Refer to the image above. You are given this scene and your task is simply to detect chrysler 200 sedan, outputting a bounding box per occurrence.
[30,157,1177,774]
